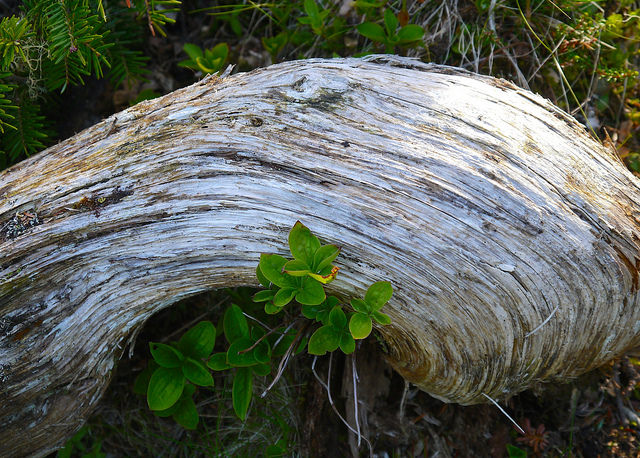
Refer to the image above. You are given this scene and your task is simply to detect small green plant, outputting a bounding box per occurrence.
[178,42,229,74]
[135,221,392,427]
[357,8,424,53]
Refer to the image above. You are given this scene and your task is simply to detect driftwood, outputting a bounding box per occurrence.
[2,55,640,456]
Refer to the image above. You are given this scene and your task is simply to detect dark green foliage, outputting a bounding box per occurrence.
[0,0,178,170]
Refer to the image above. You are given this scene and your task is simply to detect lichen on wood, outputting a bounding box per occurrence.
[2,55,640,457]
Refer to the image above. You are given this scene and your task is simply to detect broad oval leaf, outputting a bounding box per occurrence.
[349,312,373,339]
[288,221,320,265]
[259,254,290,287]
[340,332,356,354]
[178,321,216,359]
[207,352,231,371]
[253,340,271,364]
[350,298,369,313]
[307,325,340,355]
[173,396,199,430]
[384,8,399,36]
[182,357,214,386]
[328,306,347,329]
[373,310,392,325]
[364,281,393,311]
[398,24,424,43]
[147,367,185,411]
[256,264,271,287]
[182,43,204,60]
[252,363,271,376]
[149,342,184,368]
[313,244,340,271]
[295,277,325,305]
[357,22,386,42]
[273,287,297,307]
[265,301,284,315]
[154,402,179,418]
[227,337,258,367]
[233,367,253,420]
[283,259,311,276]
[253,289,275,302]
[223,304,249,342]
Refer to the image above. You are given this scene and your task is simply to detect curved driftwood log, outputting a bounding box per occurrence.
[2,55,640,456]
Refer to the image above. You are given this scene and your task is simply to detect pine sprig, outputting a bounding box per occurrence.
[0,16,33,72]
[0,90,50,162]
[102,4,149,87]
[0,75,17,135]
[43,0,113,91]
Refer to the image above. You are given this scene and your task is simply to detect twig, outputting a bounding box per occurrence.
[260,321,310,397]
[482,393,524,434]
[311,355,373,456]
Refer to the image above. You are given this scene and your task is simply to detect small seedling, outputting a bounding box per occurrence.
[357,8,424,53]
[178,42,229,74]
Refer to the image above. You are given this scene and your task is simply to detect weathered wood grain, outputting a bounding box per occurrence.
[2,55,640,456]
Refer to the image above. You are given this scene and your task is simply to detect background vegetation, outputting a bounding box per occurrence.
[1,0,639,456]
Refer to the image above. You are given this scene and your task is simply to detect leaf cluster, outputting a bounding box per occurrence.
[135,221,392,433]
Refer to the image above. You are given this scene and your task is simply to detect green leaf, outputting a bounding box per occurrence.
[154,402,179,418]
[350,298,369,313]
[383,9,399,36]
[340,332,356,354]
[147,367,185,411]
[178,321,216,359]
[210,42,229,60]
[256,264,271,287]
[253,340,271,364]
[227,337,258,367]
[149,342,184,368]
[182,43,203,60]
[357,22,386,43]
[224,304,250,342]
[307,325,340,355]
[233,367,253,420]
[259,254,296,288]
[288,221,320,265]
[303,0,319,18]
[252,363,271,376]
[302,295,339,322]
[365,281,393,311]
[295,277,325,305]
[313,244,340,271]
[372,310,392,325]
[173,396,199,430]
[328,306,347,328]
[397,24,424,43]
[182,357,214,386]
[506,444,528,458]
[283,259,311,276]
[265,301,284,315]
[273,287,297,307]
[308,266,339,284]
[253,289,276,302]
[349,313,373,339]
[207,352,231,371]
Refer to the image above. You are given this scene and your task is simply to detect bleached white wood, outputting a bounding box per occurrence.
[2,55,640,456]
